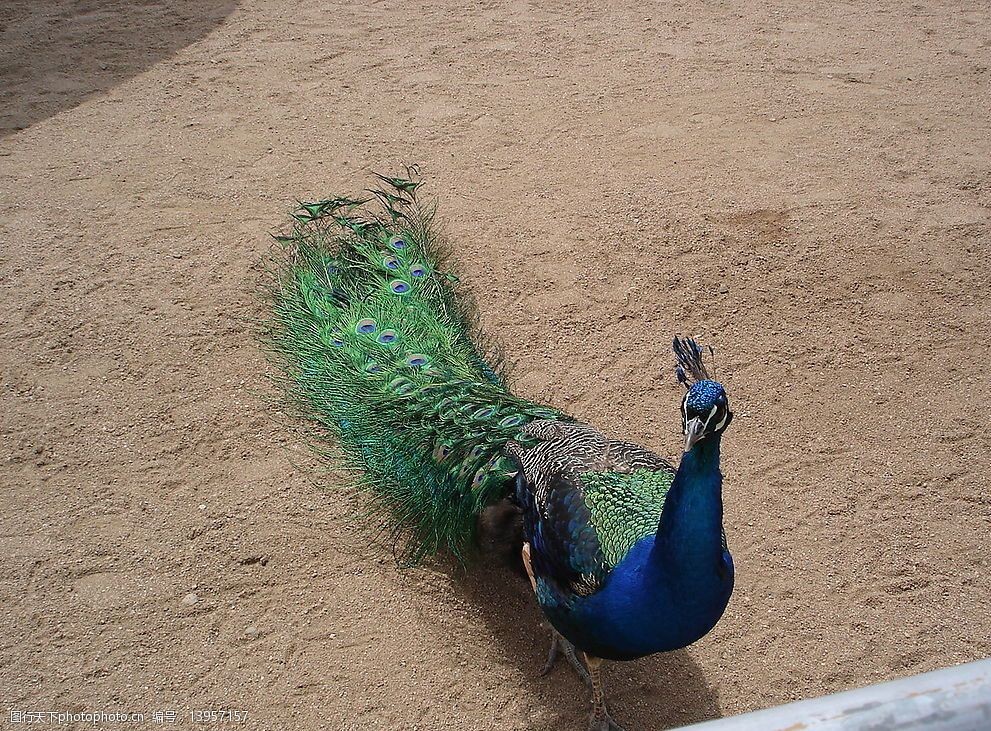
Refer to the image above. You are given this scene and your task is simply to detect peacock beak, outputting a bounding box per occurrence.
[684,417,706,452]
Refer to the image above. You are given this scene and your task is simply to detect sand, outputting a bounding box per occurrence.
[1,0,989,729]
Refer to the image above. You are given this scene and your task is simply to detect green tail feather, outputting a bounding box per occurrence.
[264,169,565,562]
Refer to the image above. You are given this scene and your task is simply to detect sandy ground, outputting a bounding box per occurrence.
[1,0,990,729]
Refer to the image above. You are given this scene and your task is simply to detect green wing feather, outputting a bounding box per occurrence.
[580,469,675,566]
[264,170,564,561]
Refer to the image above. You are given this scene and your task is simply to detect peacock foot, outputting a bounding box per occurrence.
[541,630,592,687]
[587,707,626,731]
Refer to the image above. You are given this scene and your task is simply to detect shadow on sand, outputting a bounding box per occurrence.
[0,0,239,137]
[454,562,723,730]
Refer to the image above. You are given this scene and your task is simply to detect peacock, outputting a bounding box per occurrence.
[264,169,735,731]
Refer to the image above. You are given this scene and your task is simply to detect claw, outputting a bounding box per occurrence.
[587,708,627,731]
[540,631,592,687]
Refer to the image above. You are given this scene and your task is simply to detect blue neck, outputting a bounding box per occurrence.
[651,434,725,587]
[540,432,733,660]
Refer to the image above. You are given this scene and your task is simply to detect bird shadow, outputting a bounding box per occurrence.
[451,562,723,730]
[1,0,239,137]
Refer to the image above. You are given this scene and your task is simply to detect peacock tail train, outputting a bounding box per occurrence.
[264,169,568,562]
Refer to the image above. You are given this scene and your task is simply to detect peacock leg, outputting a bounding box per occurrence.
[541,630,592,687]
[524,542,592,687]
[585,654,626,731]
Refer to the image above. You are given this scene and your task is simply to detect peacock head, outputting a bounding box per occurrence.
[673,337,732,452]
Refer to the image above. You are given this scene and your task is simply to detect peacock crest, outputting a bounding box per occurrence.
[673,335,715,386]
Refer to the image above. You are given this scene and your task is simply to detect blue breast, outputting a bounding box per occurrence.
[541,536,734,661]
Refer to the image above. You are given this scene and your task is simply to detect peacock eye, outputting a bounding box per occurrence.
[706,404,729,432]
